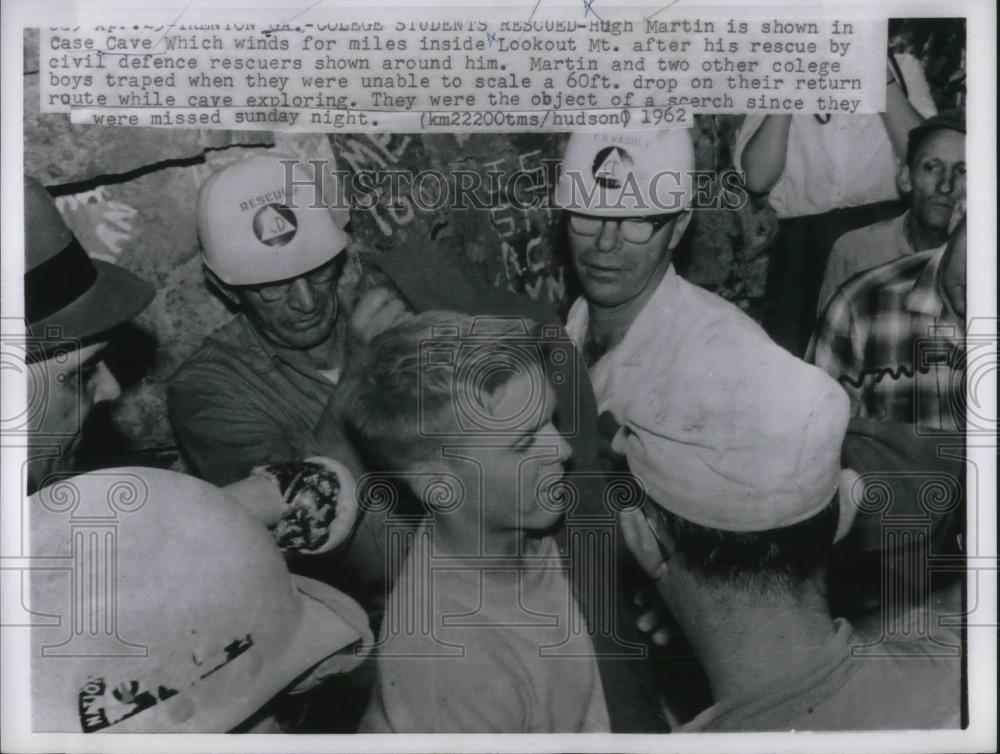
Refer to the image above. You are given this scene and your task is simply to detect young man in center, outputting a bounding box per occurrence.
[341,312,610,733]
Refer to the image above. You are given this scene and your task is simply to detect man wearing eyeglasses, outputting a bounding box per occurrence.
[556,129,779,430]
[168,154,408,487]
[555,130,809,719]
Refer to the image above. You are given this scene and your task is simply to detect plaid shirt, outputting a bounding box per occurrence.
[807,248,965,433]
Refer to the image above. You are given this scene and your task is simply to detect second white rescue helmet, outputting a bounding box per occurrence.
[554,129,696,217]
[197,154,349,286]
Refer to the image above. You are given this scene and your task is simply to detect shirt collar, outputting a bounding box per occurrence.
[680,618,855,732]
[897,210,917,257]
[236,312,339,383]
[566,266,681,356]
[904,244,949,318]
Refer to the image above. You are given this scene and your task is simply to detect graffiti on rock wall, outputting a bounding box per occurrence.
[56,189,138,263]
[336,134,415,237]
[330,134,571,308]
[487,148,566,307]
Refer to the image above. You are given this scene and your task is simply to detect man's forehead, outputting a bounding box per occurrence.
[488,367,555,424]
[238,255,340,291]
[29,340,108,376]
[916,129,966,159]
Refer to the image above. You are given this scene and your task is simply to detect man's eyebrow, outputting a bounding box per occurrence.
[78,349,106,370]
[506,411,542,445]
[511,400,556,445]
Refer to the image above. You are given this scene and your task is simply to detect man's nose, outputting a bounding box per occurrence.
[556,433,573,464]
[540,425,573,464]
[596,219,621,252]
[936,169,957,196]
[91,362,121,404]
[287,278,317,312]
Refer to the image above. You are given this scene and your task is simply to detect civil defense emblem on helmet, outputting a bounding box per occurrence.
[252,204,298,246]
[592,147,634,190]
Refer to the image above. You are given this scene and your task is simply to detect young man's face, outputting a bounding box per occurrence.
[903,129,966,233]
[238,257,343,351]
[451,368,573,535]
[26,341,119,491]
[567,211,688,309]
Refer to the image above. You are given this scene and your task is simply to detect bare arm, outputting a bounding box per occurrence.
[740,115,793,194]
[880,59,926,160]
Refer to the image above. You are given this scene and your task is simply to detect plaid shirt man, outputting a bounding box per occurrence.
[807,247,965,433]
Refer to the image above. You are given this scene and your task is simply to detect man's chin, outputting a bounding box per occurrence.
[29,447,79,492]
[274,318,336,350]
[523,512,566,537]
[919,207,955,231]
[579,280,633,309]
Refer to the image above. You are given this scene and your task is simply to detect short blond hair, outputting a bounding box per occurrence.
[338,311,548,471]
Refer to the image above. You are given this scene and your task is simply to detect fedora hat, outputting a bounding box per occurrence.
[24,176,154,361]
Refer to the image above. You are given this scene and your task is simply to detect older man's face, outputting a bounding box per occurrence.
[238,257,344,351]
[567,211,688,309]
[27,341,119,492]
[906,129,966,233]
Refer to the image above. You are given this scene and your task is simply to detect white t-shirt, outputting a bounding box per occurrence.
[360,525,610,733]
[565,266,772,424]
[733,54,937,219]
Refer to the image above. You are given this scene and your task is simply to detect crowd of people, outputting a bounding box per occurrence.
[21,75,968,734]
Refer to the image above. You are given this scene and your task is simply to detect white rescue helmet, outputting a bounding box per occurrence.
[198,154,349,286]
[554,129,696,217]
[28,467,371,733]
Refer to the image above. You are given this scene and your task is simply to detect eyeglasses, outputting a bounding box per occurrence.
[568,212,679,244]
[249,259,340,303]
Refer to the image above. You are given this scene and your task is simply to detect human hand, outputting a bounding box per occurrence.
[247,457,359,556]
[349,285,414,346]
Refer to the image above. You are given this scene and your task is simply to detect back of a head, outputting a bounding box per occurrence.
[28,467,369,732]
[338,311,547,473]
[656,498,842,593]
[23,176,154,361]
[554,128,696,217]
[197,154,348,286]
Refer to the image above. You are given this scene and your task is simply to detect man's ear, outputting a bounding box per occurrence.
[404,460,460,510]
[835,467,863,543]
[667,210,693,252]
[204,267,240,309]
[896,163,913,196]
[618,508,669,581]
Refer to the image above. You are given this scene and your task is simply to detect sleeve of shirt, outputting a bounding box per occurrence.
[817,237,854,316]
[167,367,299,487]
[806,293,865,415]
[732,114,767,173]
[895,53,938,118]
[360,657,531,733]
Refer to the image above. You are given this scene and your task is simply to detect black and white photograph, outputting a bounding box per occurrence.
[1,1,995,751]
